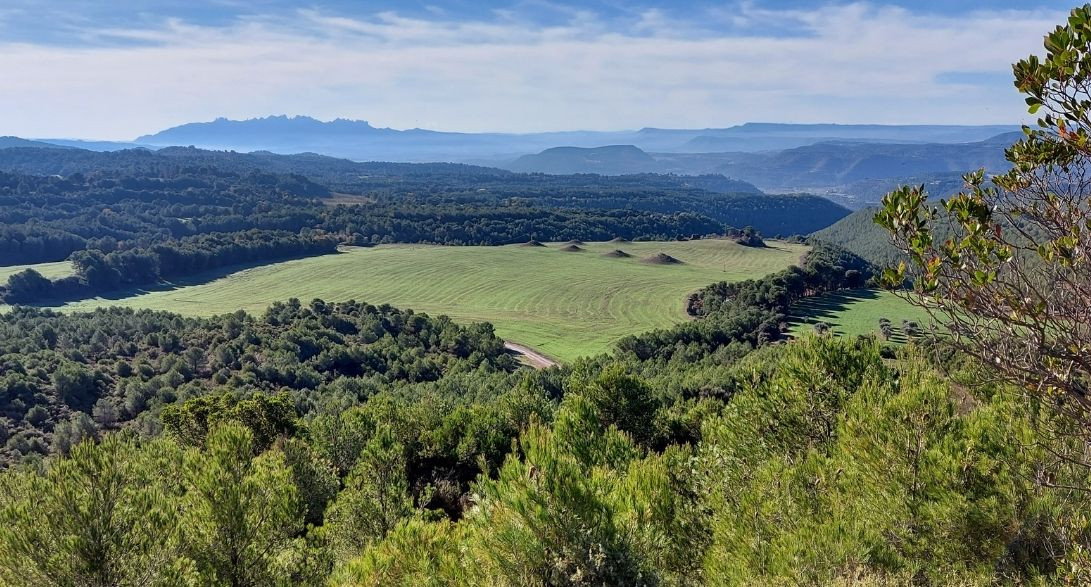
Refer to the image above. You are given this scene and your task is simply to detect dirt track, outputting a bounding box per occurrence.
[504,342,559,369]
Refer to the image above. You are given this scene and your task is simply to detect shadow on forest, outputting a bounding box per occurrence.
[27,250,346,309]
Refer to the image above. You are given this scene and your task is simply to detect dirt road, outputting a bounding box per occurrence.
[504,342,559,369]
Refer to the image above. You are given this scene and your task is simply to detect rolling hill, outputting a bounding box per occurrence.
[714,132,1017,190]
[0,136,74,150]
[497,133,1017,200]
[507,145,657,175]
[811,208,902,268]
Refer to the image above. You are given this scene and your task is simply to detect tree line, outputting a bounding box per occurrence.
[2,230,339,303]
[0,169,325,265]
[615,241,871,362]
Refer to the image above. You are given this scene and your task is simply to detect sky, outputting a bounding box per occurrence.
[0,0,1075,139]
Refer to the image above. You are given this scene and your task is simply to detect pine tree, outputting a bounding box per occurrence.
[181,422,301,586]
[323,425,414,560]
[0,435,187,586]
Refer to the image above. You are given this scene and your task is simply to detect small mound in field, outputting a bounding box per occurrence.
[564,239,585,246]
[734,234,766,248]
[608,237,631,243]
[559,244,584,252]
[642,253,682,265]
[603,249,631,258]
[523,240,545,247]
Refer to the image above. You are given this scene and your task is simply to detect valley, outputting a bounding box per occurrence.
[53,239,807,362]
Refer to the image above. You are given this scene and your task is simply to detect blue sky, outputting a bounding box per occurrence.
[0,1,1075,138]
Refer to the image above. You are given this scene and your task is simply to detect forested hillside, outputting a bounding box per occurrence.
[812,208,903,267]
[814,200,1047,270]
[0,145,848,237]
[0,168,328,265]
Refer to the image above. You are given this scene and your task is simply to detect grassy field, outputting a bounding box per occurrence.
[789,289,933,342]
[57,240,807,362]
[0,261,75,282]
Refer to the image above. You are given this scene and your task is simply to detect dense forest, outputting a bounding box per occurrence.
[0,169,328,265]
[0,145,848,241]
[0,300,518,466]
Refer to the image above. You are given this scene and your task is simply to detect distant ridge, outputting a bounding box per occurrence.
[710,132,1019,192]
[0,136,75,150]
[35,139,153,152]
[136,115,401,145]
[127,116,1023,163]
[507,145,656,175]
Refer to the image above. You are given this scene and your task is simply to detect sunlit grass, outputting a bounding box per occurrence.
[58,240,807,362]
[789,289,933,342]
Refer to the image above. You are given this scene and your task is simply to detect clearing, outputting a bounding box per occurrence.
[0,261,75,282]
[55,239,808,362]
[789,289,934,342]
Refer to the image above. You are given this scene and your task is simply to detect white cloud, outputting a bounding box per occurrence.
[0,2,1063,139]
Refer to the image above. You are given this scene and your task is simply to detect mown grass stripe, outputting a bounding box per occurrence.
[59,239,808,362]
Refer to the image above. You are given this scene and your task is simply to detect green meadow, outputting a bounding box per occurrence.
[789,288,933,342]
[0,261,74,282]
[56,239,808,362]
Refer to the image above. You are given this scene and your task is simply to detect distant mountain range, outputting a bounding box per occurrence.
[499,133,1018,207]
[672,123,1018,152]
[3,116,1024,209]
[118,115,1019,163]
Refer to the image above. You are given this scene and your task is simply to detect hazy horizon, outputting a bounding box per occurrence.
[28,115,1024,144]
[1,0,1071,140]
